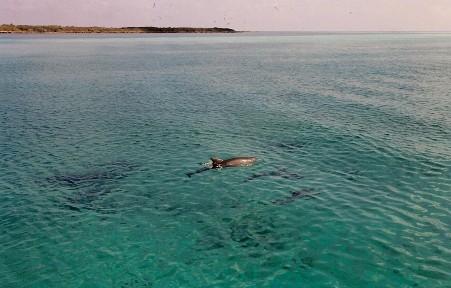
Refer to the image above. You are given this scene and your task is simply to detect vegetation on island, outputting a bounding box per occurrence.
[0,24,237,34]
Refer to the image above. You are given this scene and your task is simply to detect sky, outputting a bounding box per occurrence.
[2,0,451,31]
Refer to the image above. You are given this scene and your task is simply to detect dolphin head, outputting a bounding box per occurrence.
[211,157,223,168]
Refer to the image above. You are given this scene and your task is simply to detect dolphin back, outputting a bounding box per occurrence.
[223,157,256,167]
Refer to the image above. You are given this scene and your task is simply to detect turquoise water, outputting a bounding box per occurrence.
[0,33,450,287]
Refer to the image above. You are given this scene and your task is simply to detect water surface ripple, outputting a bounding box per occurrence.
[1,33,450,287]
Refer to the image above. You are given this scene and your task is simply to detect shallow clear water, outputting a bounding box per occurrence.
[0,33,450,287]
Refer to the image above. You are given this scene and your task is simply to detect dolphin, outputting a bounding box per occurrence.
[186,156,256,177]
[211,156,256,169]
[210,156,257,169]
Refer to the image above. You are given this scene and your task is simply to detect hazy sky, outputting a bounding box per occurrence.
[2,0,451,31]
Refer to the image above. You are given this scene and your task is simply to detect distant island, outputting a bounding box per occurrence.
[0,24,237,34]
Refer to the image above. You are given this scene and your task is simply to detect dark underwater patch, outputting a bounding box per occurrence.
[64,185,116,212]
[275,142,305,150]
[293,256,316,269]
[119,277,153,288]
[195,233,227,251]
[47,161,137,187]
[61,187,119,214]
[270,140,309,153]
[271,188,320,205]
[229,213,277,249]
[68,185,110,202]
[246,167,304,182]
[48,161,137,213]
[330,169,362,182]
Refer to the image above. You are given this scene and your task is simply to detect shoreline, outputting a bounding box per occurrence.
[0,24,238,34]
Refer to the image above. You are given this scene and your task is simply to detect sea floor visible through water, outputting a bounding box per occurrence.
[0,32,450,287]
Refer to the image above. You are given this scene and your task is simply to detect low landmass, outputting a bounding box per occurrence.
[0,24,237,34]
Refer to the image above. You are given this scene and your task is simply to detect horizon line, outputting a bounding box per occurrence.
[2,24,451,33]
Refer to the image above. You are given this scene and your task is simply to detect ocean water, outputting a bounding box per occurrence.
[0,32,450,287]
